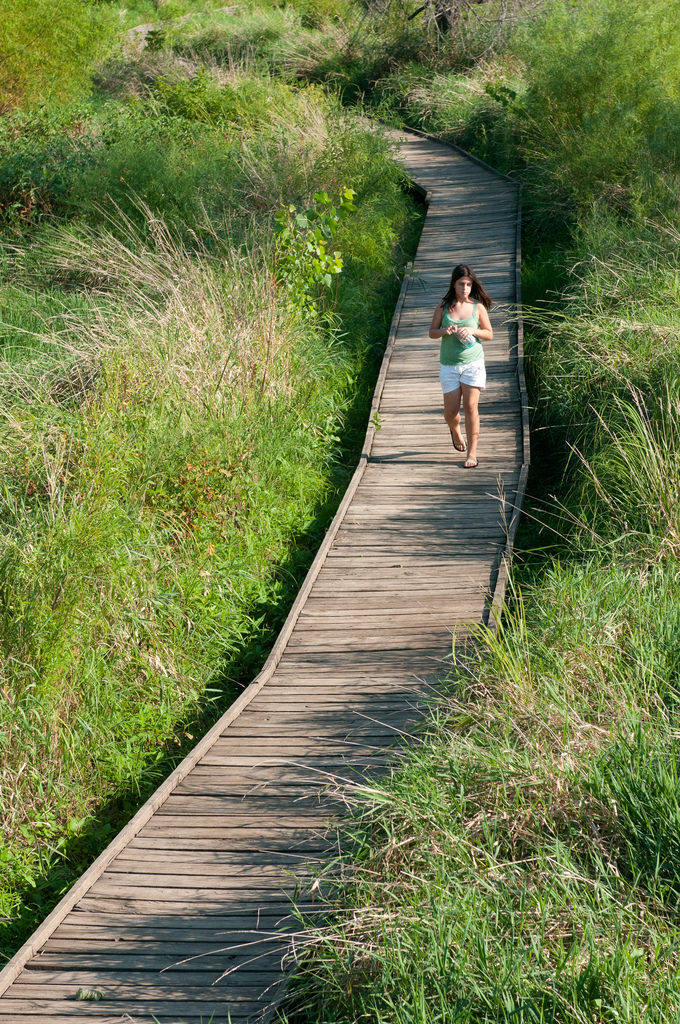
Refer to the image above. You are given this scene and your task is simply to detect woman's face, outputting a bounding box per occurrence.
[454,275,473,301]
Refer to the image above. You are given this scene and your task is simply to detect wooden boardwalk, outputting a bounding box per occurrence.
[0,130,527,1023]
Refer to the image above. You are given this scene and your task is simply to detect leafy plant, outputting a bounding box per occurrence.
[274,187,356,307]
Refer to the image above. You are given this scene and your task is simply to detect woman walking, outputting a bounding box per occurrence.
[428,264,493,468]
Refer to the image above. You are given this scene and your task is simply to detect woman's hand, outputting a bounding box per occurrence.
[458,328,474,341]
[429,304,463,340]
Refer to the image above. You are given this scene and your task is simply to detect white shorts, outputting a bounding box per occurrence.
[440,359,486,393]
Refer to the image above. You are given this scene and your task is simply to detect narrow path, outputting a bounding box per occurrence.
[0,130,526,1023]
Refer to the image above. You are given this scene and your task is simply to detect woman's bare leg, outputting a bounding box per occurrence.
[461,383,481,464]
[443,387,464,449]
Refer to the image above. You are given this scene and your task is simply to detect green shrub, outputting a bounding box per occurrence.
[0,107,101,228]
[274,187,356,306]
[70,134,235,228]
[509,0,680,229]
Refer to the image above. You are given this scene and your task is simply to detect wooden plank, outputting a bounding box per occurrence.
[9,950,284,966]
[12,973,279,993]
[0,998,267,1014]
[300,594,485,611]
[307,583,489,598]
[0,1017,245,1024]
[0,1015,242,1024]
[49,916,302,936]
[321,553,503,566]
[72,890,321,911]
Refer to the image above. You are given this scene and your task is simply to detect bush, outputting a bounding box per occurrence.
[0,106,102,228]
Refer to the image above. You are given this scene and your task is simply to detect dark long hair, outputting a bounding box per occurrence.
[442,264,493,311]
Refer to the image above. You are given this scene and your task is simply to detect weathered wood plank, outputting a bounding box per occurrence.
[72,892,321,913]
[0,1015,244,1024]
[12,972,278,992]
[3,1015,250,1024]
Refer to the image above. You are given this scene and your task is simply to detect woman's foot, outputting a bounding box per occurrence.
[464,457,478,469]
[450,430,466,452]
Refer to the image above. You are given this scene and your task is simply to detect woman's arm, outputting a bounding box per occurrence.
[457,304,493,342]
[429,303,455,340]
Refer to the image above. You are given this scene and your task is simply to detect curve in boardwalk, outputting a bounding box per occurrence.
[0,129,526,1024]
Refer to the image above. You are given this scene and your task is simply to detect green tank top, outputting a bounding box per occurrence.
[440,301,484,365]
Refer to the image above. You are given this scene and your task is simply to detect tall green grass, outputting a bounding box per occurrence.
[0,0,114,111]
[0,0,248,111]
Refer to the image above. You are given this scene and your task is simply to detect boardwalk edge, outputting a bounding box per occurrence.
[0,264,413,999]
[487,182,530,630]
